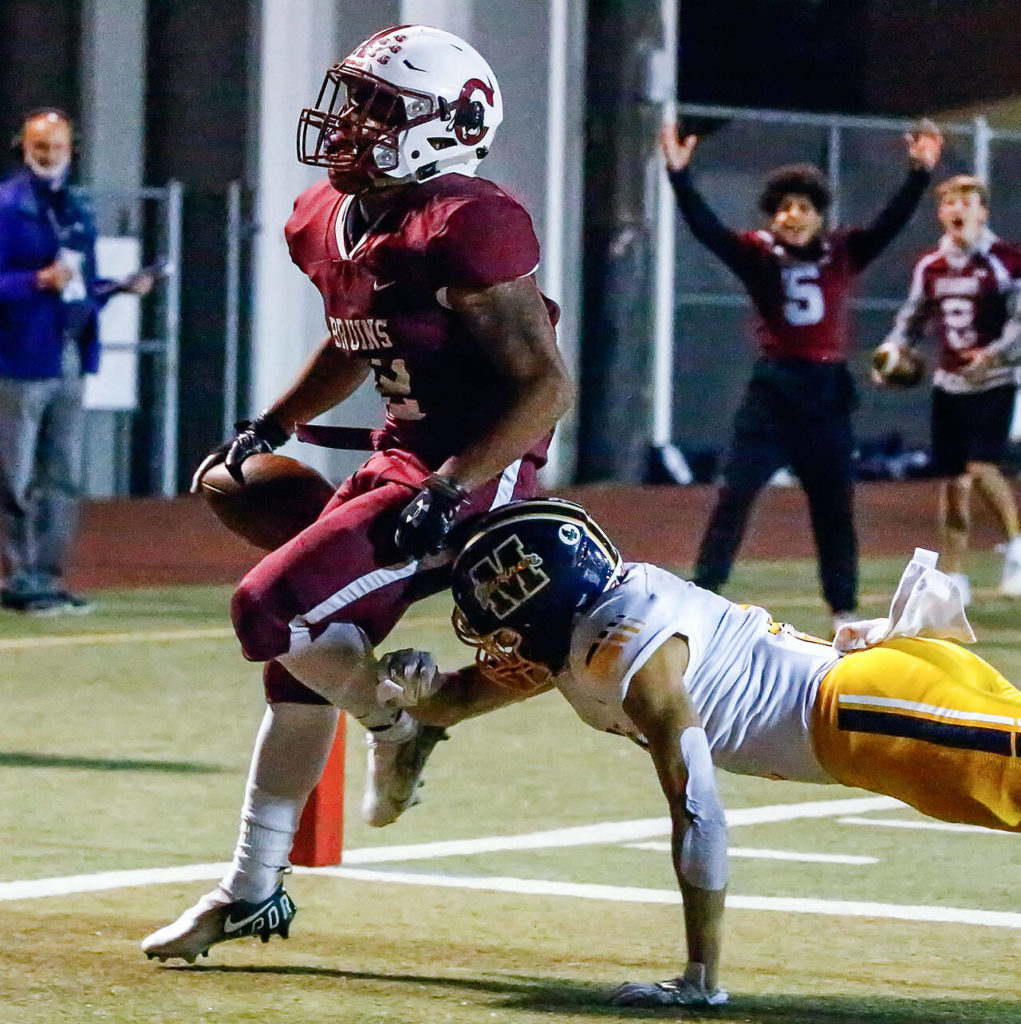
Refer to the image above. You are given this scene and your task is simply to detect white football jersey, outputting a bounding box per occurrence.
[560,563,840,784]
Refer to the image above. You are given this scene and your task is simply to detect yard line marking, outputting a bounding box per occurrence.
[838,816,1008,835]
[0,863,231,901]
[327,797,902,865]
[303,867,1021,930]
[626,842,877,865]
[0,796,903,902]
[0,616,456,652]
[0,627,236,650]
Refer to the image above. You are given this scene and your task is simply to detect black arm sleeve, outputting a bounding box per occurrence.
[846,167,931,271]
[667,167,758,279]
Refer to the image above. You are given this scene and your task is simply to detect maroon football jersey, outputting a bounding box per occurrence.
[286,173,558,469]
[888,237,1021,382]
[730,230,865,361]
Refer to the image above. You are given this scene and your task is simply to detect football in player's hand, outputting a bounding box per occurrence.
[871,342,924,389]
[199,453,335,551]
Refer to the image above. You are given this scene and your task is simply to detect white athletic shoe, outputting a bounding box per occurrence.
[1000,537,1021,597]
[948,572,972,607]
[141,884,296,963]
[362,717,448,827]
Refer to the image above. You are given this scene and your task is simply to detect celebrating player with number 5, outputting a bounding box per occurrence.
[660,120,942,635]
[142,25,572,963]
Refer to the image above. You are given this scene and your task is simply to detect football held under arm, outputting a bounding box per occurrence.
[622,638,728,989]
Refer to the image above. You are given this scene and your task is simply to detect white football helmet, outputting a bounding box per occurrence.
[297,25,503,192]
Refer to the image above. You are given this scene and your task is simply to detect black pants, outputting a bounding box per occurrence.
[694,359,858,614]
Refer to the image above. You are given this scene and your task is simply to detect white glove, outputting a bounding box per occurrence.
[375,648,441,709]
[608,962,729,1008]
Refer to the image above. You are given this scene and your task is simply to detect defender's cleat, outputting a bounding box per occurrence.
[141,884,296,963]
[362,720,448,827]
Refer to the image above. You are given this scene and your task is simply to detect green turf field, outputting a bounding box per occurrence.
[1,553,1019,1022]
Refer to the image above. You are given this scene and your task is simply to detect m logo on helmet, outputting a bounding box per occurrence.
[469,534,549,620]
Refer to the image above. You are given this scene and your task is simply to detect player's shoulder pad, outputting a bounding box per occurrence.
[568,563,691,700]
[285,179,341,261]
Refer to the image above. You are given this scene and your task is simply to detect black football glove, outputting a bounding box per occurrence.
[394,474,467,561]
[189,413,290,492]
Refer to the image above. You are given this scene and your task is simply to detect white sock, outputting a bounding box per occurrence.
[220,702,340,902]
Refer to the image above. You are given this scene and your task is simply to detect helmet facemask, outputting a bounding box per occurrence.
[297,69,440,191]
[297,26,503,192]
[451,609,554,693]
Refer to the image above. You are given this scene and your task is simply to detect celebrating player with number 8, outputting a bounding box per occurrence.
[659,119,943,636]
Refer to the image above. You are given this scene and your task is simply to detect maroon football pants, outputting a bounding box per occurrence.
[230,448,540,703]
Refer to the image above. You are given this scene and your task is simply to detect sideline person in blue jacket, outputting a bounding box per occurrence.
[0,109,154,613]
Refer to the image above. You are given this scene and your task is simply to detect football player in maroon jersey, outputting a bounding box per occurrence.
[142,25,572,963]
[660,121,943,635]
[879,174,1021,603]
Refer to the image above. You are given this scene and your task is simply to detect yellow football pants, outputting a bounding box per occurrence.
[812,637,1021,832]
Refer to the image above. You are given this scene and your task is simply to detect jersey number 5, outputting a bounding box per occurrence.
[782,265,825,326]
[369,358,426,420]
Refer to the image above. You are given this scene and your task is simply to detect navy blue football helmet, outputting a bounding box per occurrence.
[450,498,623,690]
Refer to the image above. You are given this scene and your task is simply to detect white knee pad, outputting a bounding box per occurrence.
[276,621,393,728]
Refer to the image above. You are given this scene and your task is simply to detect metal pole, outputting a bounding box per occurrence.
[973,114,992,183]
[224,180,242,435]
[826,122,842,228]
[162,179,184,496]
[651,0,677,447]
[543,0,569,483]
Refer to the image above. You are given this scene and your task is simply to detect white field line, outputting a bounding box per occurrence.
[0,583,919,652]
[626,842,877,865]
[0,797,901,902]
[0,627,236,650]
[305,867,1021,930]
[0,795,943,903]
[838,816,1012,835]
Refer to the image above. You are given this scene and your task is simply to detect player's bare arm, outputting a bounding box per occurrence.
[659,123,698,172]
[263,335,371,431]
[437,274,574,492]
[619,637,728,1000]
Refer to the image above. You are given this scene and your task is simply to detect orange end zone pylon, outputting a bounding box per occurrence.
[290,714,346,866]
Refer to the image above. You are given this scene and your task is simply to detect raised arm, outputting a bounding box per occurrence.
[847,120,943,270]
[659,123,757,279]
[609,636,729,1008]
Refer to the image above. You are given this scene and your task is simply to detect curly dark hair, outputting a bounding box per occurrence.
[758,164,831,216]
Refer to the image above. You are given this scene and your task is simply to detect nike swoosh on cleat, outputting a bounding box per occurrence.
[222,907,273,935]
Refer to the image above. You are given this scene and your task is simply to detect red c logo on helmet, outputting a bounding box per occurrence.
[454,78,494,145]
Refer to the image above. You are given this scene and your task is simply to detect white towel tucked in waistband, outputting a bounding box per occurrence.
[832,548,976,654]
